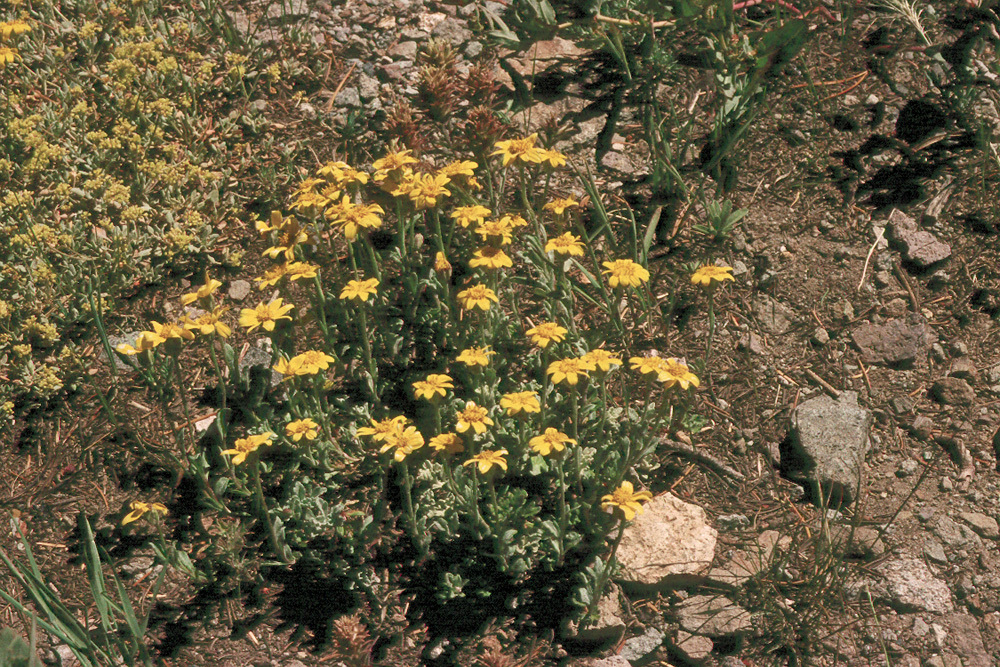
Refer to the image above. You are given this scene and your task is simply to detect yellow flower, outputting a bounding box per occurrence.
[629,356,666,378]
[262,217,309,260]
[437,160,478,180]
[0,21,31,39]
[457,284,498,311]
[273,356,302,376]
[122,500,168,525]
[602,259,650,288]
[286,418,319,442]
[289,350,336,375]
[380,425,425,462]
[547,357,596,386]
[656,358,700,390]
[182,306,232,337]
[601,481,653,521]
[413,373,454,401]
[146,321,194,354]
[451,205,491,228]
[325,196,384,240]
[691,264,735,287]
[286,262,319,281]
[539,149,567,169]
[583,349,623,373]
[116,331,160,355]
[499,391,541,416]
[317,161,369,189]
[180,277,222,306]
[463,449,508,474]
[222,432,276,465]
[0,47,18,67]
[525,322,568,348]
[428,433,465,454]
[357,416,408,442]
[456,346,494,369]
[373,149,418,175]
[340,278,379,302]
[256,211,288,235]
[545,232,585,257]
[492,134,545,167]
[543,196,580,216]
[255,263,291,289]
[404,173,451,210]
[529,428,576,456]
[434,252,452,274]
[455,401,494,434]
[239,298,294,332]
[469,246,513,270]
[474,218,514,246]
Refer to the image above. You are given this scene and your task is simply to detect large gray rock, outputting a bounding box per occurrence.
[887,208,951,269]
[851,313,937,368]
[675,595,752,637]
[615,493,717,588]
[871,556,954,613]
[780,391,873,508]
[931,377,976,406]
[752,294,795,335]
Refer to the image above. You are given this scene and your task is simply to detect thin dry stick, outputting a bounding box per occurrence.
[804,368,841,399]
[857,226,885,291]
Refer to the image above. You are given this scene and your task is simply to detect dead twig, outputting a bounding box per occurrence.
[660,438,745,481]
[804,369,841,399]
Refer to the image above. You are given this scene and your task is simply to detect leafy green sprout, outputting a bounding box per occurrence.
[692,199,747,242]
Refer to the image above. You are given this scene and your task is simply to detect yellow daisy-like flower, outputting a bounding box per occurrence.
[222,432,276,465]
[405,173,451,210]
[122,501,168,526]
[539,149,567,169]
[545,232,585,257]
[499,391,541,416]
[340,278,379,302]
[0,47,18,66]
[630,356,666,378]
[239,298,294,332]
[116,331,160,356]
[583,349,623,373]
[437,160,478,180]
[656,358,700,390]
[450,205,491,228]
[357,416,408,442]
[434,252,452,274]
[528,428,576,456]
[428,433,465,454]
[543,196,579,216]
[0,21,31,39]
[373,149,419,175]
[286,262,319,281]
[602,259,650,288]
[455,401,494,434]
[262,218,309,261]
[691,264,735,287]
[525,322,568,349]
[273,356,302,376]
[547,357,596,386]
[474,219,514,246]
[182,306,232,338]
[148,321,196,346]
[492,134,545,167]
[456,346,494,369]
[255,263,291,289]
[469,246,513,270]
[180,277,222,306]
[325,196,384,241]
[601,481,654,521]
[289,350,336,375]
[412,373,454,401]
[457,284,499,312]
[285,418,319,442]
[463,449,508,475]
[379,425,425,462]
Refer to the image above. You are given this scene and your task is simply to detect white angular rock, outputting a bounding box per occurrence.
[616,493,717,587]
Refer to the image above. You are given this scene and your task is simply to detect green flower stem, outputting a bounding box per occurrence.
[252,457,290,563]
[399,462,419,548]
[361,236,382,282]
[555,457,568,566]
[171,356,196,454]
[571,388,583,494]
[355,304,378,396]
[311,273,330,339]
[485,477,509,569]
[207,340,227,417]
[585,519,627,624]
[539,349,551,425]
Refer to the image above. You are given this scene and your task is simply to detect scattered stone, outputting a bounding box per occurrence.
[618,627,665,663]
[874,270,893,287]
[930,515,983,549]
[896,459,920,478]
[240,337,281,387]
[941,613,992,667]
[811,327,830,346]
[717,514,751,531]
[891,395,915,414]
[832,297,855,322]
[566,657,630,667]
[104,332,143,371]
[931,342,948,363]
[335,86,361,107]
[357,73,380,101]
[266,0,309,20]
[948,357,977,384]
[829,525,885,560]
[615,493,717,588]
[885,297,908,318]
[228,279,251,301]
[673,630,713,662]
[780,390,873,508]
[960,512,999,540]
[851,313,937,368]
[737,332,765,355]
[753,294,795,335]
[464,40,483,58]
[431,17,473,45]
[563,584,626,644]
[873,556,954,613]
[388,40,418,59]
[599,151,642,175]
[675,595,752,637]
[706,530,788,587]
[939,476,954,492]
[931,377,976,406]
[911,415,935,440]
[924,540,948,564]
[887,208,952,269]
